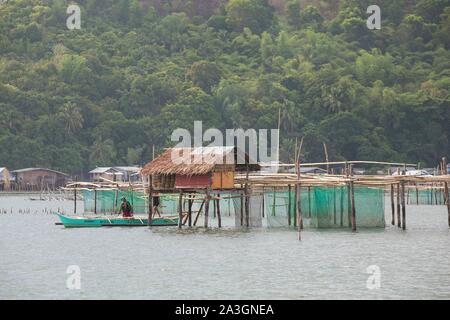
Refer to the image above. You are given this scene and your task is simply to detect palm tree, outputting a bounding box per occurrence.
[58,102,84,134]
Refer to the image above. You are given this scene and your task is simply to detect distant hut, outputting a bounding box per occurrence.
[141,146,260,191]
[89,166,142,183]
[89,167,123,182]
[0,167,11,191]
[12,168,69,191]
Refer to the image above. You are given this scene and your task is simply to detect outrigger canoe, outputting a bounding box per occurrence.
[55,213,178,228]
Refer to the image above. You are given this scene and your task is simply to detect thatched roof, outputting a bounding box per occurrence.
[141,147,260,176]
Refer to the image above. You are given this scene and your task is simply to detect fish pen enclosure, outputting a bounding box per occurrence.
[262,186,385,228]
[81,189,178,215]
[406,185,446,205]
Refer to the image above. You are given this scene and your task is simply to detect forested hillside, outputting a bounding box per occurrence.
[0,0,449,175]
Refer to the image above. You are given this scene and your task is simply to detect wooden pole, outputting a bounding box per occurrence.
[350,181,356,232]
[261,186,265,218]
[178,190,183,229]
[444,182,449,227]
[287,184,292,226]
[94,189,97,214]
[213,195,217,218]
[390,184,395,225]
[240,191,244,226]
[347,182,351,228]
[296,181,302,240]
[340,186,344,227]
[74,177,77,214]
[296,162,302,240]
[188,198,192,227]
[323,142,330,174]
[204,189,210,228]
[397,183,401,228]
[216,199,222,228]
[333,186,337,225]
[308,186,311,218]
[416,183,419,205]
[293,183,298,228]
[245,166,250,228]
[148,176,153,226]
[401,182,406,230]
[193,199,205,226]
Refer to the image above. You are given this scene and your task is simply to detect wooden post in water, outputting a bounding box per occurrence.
[390,184,395,225]
[213,193,217,218]
[397,183,401,228]
[287,184,292,226]
[333,186,337,225]
[204,189,210,228]
[347,182,352,228]
[308,186,311,218]
[245,166,250,228]
[216,198,222,228]
[178,190,183,229]
[74,177,77,214]
[401,181,406,230]
[444,182,450,227]
[340,186,344,227]
[293,184,298,228]
[148,176,153,226]
[350,181,356,232]
[240,191,244,226]
[416,183,419,205]
[188,198,192,227]
[261,187,265,218]
[94,189,97,214]
[295,182,301,240]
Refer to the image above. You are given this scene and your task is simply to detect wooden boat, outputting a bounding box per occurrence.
[55,213,178,228]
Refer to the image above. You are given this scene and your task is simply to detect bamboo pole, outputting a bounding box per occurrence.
[350,181,356,232]
[416,183,419,205]
[178,190,183,229]
[444,182,449,227]
[204,189,210,228]
[340,186,344,227]
[261,186,265,218]
[74,177,77,214]
[94,188,97,214]
[390,184,395,225]
[148,176,153,226]
[333,186,337,225]
[188,198,192,227]
[245,166,250,228]
[216,198,222,228]
[287,184,292,226]
[193,199,205,226]
[240,191,244,226]
[308,186,311,218]
[323,142,330,174]
[397,183,401,228]
[401,182,406,230]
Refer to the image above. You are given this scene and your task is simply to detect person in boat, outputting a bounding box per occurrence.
[119,197,133,218]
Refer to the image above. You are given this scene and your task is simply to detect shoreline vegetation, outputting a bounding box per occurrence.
[0,0,449,176]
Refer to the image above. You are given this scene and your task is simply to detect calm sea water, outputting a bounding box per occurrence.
[0,194,449,300]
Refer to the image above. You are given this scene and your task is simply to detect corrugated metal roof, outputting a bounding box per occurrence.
[11,168,69,176]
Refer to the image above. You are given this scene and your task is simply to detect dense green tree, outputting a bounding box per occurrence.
[0,0,448,175]
[226,0,275,34]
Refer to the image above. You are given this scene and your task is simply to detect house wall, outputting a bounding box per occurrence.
[175,174,211,189]
[16,170,67,189]
[211,171,234,189]
[0,168,10,191]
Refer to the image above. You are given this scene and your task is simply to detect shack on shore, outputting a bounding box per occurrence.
[12,168,69,191]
